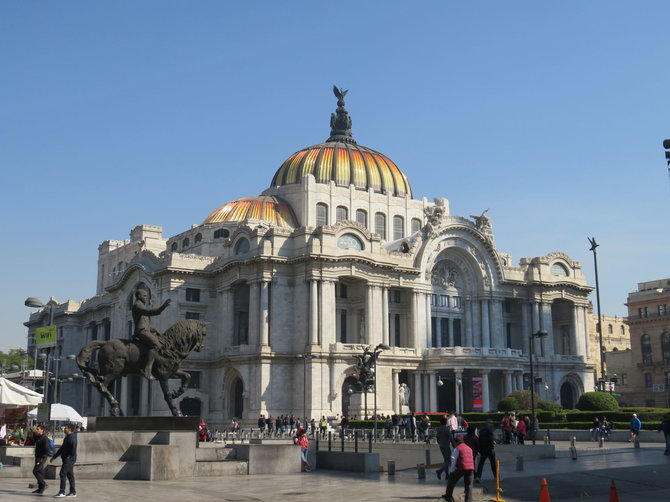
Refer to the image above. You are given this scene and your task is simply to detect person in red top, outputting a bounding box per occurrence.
[294,427,311,472]
[442,435,474,502]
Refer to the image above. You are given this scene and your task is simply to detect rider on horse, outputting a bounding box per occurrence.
[132,289,171,380]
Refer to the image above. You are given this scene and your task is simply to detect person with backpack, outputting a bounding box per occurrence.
[50,423,78,498]
[31,424,51,494]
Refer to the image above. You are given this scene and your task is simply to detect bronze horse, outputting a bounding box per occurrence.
[76,319,207,416]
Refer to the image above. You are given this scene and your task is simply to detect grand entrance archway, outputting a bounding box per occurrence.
[560,381,576,409]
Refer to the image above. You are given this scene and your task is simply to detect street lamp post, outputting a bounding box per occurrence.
[296,354,312,427]
[529,330,548,445]
[588,238,606,383]
[52,354,76,403]
[372,344,390,440]
[25,297,55,392]
[73,373,86,414]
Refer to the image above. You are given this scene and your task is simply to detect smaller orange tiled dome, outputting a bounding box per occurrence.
[202,195,298,228]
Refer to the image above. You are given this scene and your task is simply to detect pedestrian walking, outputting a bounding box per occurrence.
[31,424,50,494]
[628,413,642,442]
[475,420,496,482]
[442,435,475,502]
[50,423,78,498]
[657,413,670,455]
[435,417,455,480]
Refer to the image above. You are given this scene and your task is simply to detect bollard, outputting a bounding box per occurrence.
[387,460,396,476]
[417,463,426,479]
[368,432,373,453]
[328,431,332,452]
[547,429,551,444]
[490,459,505,502]
[570,446,578,460]
[341,433,345,452]
[425,449,431,466]
[543,435,549,445]
[354,431,359,453]
[570,436,576,447]
[599,437,604,448]
[516,455,524,471]
[634,438,640,449]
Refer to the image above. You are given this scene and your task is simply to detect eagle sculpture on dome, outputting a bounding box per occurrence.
[333,85,348,106]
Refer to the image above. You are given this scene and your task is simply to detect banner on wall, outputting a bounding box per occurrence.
[472,377,483,409]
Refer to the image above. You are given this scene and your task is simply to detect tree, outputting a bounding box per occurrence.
[0,349,33,372]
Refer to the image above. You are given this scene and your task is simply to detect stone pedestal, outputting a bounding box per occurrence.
[347,391,375,418]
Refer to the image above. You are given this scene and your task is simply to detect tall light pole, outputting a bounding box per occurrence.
[52,354,76,403]
[25,297,55,392]
[588,238,606,385]
[296,354,312,426]
[529,330,548,445]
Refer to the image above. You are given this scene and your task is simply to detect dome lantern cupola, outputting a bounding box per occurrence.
[270,86,412,198]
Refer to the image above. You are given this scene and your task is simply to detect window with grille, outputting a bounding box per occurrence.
[336,206,348,222]
[375,213,386,239]
[356,209,367,228]
[411,218,422,233]
[393,215,404,240]
[316,203,328,226]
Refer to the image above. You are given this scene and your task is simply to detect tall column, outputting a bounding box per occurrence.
[520,301,530,354]
[491,299,504,348]
[425,294,432,348]
[515,372,523,391]
[531,301,542,356]
[382,287,390,346]
[503,370,513,396]
[366,285,374,345]
[392,370,400,413]
[413,372,423,412]
[582,306,591,357]
[482,369,490,412]
[309,279,319,346]
[320,280,336,348]
[541,302,554,355]
[481,299,491,348]
[571,305,581,356]
[222,287,235,347]
[259,280,270,346]
[410,292,419,348]
[248,282,260,346]
[464,298,473,346]
[429,372,438,412]
[454,369,463,414]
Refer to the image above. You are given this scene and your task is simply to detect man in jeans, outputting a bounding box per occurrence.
[443,435,474,502]
[31,424,50,494]
[50,423,78,498]
[435,417,455,480]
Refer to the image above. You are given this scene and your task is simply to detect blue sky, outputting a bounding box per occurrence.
[1,1,669,352]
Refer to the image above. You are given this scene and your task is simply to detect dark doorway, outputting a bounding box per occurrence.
[560,382,575,409]
[180,397,202,416]
[233,378,244,418]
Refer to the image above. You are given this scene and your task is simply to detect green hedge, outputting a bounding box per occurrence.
[575,392,619,412]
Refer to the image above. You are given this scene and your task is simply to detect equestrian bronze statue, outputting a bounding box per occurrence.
[76,290,206,416]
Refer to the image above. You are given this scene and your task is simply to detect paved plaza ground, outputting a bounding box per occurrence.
[1,441,668,501]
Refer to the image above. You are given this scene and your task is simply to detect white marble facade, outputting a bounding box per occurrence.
[25,97,595,426]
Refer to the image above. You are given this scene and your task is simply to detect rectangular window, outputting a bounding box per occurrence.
[453,319,462,346]
[621,373,628,385]
[644,373,652,388]
[394,290,401,303]
[440,295,448,307]
[339,310,347,343]
[234,310,249,345]
[185,312,200,320]
[431,294,438,306]
[339,284,348,299]
[506,323,512,348]
[504,300,513,313]
[394,314,401,347]
[186,288,201,302]
[441,318,449,346]
[188,371,201,389]
[453,296,462,309]
[638,307,648,318]
[659,304,668,316]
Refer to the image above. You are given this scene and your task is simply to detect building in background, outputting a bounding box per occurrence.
[624,278,670,408]
[586,307,630,389]
[25,91,596,426]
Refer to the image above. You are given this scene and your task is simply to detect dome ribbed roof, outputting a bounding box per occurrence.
[269,86,412,198]
[202,195,298,228]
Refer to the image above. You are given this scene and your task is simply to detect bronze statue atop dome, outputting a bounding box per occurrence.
[328,85,356,144]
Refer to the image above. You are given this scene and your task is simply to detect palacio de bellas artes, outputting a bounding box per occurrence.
[25,87,595,429]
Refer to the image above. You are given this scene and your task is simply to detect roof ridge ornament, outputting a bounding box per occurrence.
[328,85,357,144]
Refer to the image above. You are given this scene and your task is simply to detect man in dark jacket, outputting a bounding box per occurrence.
[475,420,496,482]
[32,424,50,494]
[435,417,455,480]
[50,423,77,498]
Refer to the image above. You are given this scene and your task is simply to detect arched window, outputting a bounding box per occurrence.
[355,209,367,228]
[393,215,404,240]
[182,237,190,248]
[234,238,250,255]
[411,218,422,233]
[607,324,613,334]
[375,212,386,239]
[214,228,230,239]
[171,242,178,252]
[316,203,328,226]
[641,334,652,365]
[550,263,569,277]
[662,332,670,364]
[620,325,625,335]
[195,233,202,243]
[336,206,348,222]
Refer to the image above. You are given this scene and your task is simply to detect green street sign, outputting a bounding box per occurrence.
[35,325,57,346]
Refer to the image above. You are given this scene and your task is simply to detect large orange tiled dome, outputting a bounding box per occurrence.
[202,195,298,228]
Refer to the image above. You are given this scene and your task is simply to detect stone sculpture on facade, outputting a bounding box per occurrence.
[75,290,207,416]
[470,208,493,236]
[423,198,447,237]
[398,383,411,414]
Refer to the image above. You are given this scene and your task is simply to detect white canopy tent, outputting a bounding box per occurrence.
[28,403,86,425]
[0,377,43,409]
